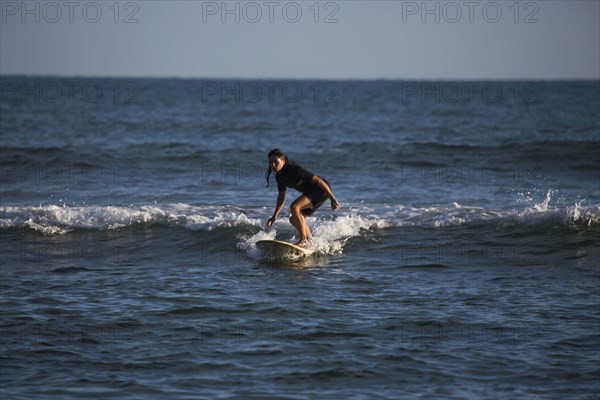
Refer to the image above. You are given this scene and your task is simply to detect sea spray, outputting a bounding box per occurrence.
[239,214,387,257]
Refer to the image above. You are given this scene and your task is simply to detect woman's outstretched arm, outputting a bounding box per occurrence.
[267,190,286,227]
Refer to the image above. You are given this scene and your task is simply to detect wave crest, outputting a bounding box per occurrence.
[0,204,262,235]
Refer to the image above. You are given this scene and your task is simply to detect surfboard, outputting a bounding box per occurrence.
[256,240,314,258]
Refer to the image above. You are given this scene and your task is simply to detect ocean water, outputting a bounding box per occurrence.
[1,77,599,399]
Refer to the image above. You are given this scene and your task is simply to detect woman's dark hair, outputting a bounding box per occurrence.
[265,148,288,187]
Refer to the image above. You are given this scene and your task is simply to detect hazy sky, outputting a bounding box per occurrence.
[1,0,599,79]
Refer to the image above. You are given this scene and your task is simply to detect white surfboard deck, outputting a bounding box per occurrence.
[256,240,314,258]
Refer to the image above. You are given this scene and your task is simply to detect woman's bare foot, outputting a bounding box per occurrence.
[293,238,312,247]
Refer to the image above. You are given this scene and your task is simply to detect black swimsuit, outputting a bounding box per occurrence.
[275,162,330,216]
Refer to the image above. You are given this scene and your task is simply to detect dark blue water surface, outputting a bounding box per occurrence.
[1,77,599,399]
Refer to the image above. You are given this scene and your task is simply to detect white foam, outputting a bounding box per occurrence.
[2,193,598,240]
[517,190,600,226]
[24,218,71,235]
[310,214,387,254]
[237,229,277,260]
[239,214,387,257]
[532,189,554,212]
[0,204,263,234]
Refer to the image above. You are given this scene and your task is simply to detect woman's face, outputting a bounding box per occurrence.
[269,156,285,173]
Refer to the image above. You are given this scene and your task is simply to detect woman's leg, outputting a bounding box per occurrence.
[289,195,314,246]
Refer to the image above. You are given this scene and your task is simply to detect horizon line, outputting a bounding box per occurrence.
[1,73,599,82]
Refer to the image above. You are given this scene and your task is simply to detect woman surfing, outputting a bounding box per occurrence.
[265,149,340,247]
